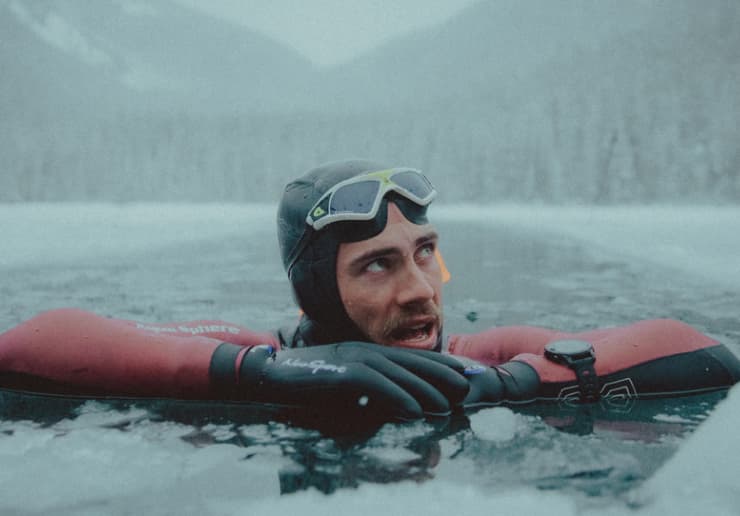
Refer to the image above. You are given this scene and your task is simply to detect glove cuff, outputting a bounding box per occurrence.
[210,342,277,399]
[209,343,249,398]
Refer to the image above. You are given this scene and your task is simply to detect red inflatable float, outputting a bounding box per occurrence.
[0,309,738,419]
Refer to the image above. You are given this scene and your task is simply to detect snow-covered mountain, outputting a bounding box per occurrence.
[4,0,738,117]
[0,0,316,117]
[310,0,739,112]
[311,0,651,111]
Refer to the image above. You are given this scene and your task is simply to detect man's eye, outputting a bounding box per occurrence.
[366,259,387,273]
[418,244,435,259]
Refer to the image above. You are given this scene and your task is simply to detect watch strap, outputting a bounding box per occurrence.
[570,356,600,403]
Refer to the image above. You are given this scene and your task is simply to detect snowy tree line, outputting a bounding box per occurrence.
[2,1,738,204]
[2,76,737,204]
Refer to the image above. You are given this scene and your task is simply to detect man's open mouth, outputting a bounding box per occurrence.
[390,321,436,346]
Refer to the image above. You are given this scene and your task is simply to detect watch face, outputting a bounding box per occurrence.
[545,339,593,356]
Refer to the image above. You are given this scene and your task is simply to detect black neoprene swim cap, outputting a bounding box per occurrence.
[277,159,432,344]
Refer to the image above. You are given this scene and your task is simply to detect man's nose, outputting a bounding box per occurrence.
[397,262,435,306]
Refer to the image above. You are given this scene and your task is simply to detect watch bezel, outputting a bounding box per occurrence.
[544,340,595,364]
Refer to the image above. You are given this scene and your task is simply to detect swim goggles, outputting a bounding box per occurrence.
[305,168,437,231]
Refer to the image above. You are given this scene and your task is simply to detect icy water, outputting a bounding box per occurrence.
[1,218,738,514]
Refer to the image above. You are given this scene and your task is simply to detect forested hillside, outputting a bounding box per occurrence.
[1,0,737,202]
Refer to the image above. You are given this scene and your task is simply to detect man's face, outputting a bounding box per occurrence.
[336,202,443,350]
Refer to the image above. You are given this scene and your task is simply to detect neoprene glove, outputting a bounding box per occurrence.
[210,341,470,421]
[456,356,541,408]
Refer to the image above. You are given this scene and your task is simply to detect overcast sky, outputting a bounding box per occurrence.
[176,0,478,66]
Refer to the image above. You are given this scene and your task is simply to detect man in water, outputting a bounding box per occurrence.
[1,159,738,421]
[275,159,446,351]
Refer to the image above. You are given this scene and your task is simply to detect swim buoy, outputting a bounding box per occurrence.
[0,309,738,416]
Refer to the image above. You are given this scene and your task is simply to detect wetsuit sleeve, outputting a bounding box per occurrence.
[0,308,280,399]
[453,319,740,405]
[116,316,280,349]
[448,325,562,365]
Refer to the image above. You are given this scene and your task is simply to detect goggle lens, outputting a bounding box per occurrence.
[329,180,381,215]
[390,170,434,199]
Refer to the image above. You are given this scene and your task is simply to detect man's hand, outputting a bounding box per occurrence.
[211,342,470,421]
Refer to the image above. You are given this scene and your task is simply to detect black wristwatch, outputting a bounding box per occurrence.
[544,340,600,403]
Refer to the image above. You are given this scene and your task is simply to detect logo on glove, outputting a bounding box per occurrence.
[282,358,348,374]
